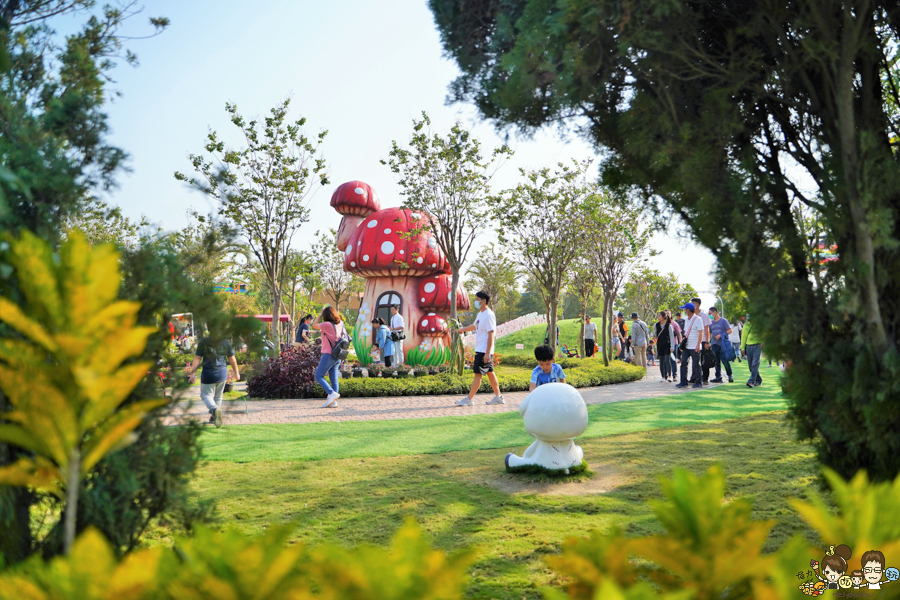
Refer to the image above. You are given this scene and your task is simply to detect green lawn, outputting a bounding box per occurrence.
[180,362,803,600]
[494,318,585,355]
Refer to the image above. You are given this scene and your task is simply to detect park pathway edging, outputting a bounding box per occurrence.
[163,375,722,427]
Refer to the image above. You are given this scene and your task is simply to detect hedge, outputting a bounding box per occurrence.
[256,361,644,399]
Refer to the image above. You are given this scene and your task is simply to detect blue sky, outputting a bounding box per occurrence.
[95,0,718,298]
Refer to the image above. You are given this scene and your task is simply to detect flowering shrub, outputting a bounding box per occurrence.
[246,344,323,399]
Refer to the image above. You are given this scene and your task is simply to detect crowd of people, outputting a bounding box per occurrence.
[598,296,773,389]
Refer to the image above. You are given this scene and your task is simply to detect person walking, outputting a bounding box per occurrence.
[666,310,682,375]
[728,318,743,362]
[311,306,347,408]
[371,317,394,366]
[692,297,712,383]
[707,306,734,383]
[455,291,504,406]
[389,304,405,365]
[188,332,239,428]
[741,313,763,387]
[630,312,650,370]
[583,315,598,357]
[615,312,630,360]
[654,311,679,382]
[676,302,704,388]
[294,313,313,345]
[610,318,621,360]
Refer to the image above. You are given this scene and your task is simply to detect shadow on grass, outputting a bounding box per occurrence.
[190,412,821,600]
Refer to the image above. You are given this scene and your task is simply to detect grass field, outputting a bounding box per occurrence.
[201,363,786,462]
[178,362,805,599]
[189,415,818,599]
[494,318,585,356]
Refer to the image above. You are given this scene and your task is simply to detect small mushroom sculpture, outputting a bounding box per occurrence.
[331,180,381,251]
[505,383,589,472]
[415,313,450,363]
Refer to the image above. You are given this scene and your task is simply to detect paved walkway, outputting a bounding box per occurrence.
[163,375,721,426]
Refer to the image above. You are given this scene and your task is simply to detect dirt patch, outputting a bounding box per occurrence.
[484,462,625,496]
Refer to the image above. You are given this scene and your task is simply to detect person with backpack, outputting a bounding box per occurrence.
[654,311,680,382]
[630,312,651,370]
[311,305,350,408]
[188,332,240,428]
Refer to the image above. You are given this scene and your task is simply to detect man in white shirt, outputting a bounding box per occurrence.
[728,319,742,362]
[692,296,712,383]
[583,315,598,357]
[455,290,504,406]
[389,305,405,365]
[675,302,704,388]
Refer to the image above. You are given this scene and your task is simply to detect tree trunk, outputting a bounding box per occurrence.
[270,282,281,356]
[450,267,464,375]
[600,295,610,366]
[64,449,80,554]
[547,297,559,356]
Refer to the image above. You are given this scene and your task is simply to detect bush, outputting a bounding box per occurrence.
[0,521,474,600]
[246,345,321,399]
[247,358,644,399]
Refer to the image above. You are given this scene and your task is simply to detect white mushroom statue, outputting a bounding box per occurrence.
[505,383,589,472]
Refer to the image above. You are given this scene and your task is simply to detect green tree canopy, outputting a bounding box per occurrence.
[430,0,900,480]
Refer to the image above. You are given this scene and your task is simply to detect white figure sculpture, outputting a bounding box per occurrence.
[505,382,589,472]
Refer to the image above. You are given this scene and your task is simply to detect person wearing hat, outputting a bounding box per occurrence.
[675,302,704,388]
[455,291,505,406]
[630,312,650,370]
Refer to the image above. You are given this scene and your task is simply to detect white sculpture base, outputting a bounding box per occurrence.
[505,382,589,473]
[506,439,584,471]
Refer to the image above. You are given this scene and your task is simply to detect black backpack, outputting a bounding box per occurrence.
[324,324,352,361]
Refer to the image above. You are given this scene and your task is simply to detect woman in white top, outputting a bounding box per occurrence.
[728,321,742,362]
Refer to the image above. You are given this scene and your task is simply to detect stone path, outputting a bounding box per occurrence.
[163,375,722,427]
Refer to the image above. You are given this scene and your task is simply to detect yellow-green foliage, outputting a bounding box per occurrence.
[546,465,900,600]
[0,231,166,497]
[0,522,474,600]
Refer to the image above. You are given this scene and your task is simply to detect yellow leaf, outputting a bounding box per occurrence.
[76,362,155,429]
[0,297,58,353]
[0,424,51,456]
[0,339,47,368]
[0,457,63,498]
[7,230,64,329]
[88,325,156,374]
[60,237,121,328]
[80,399,168,473]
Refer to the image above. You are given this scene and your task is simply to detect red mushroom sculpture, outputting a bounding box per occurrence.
[331,180,381,251]
[417,274,470,311]
[329,181,462,367]
[414,313,452,366]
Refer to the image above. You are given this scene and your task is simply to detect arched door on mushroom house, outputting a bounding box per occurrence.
[330,180,469,366]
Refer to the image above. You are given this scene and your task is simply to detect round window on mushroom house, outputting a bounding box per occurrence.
[376,291,402,325]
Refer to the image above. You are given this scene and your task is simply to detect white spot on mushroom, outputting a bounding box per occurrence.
[431,263,437,268]
[430,327,435,332]
[400,250,404,255]
[381,241,395,254]
[383,228,391,235]
[427,237,437,248]
[363,254,369,261]
[345,246,352,257]
[367,220,377,229]
[428,313,436,316]
[350,261,356,267]
[421,319,429,327]
[416,257,424,264]
[424,282,436,293]
[421,297,425,302]
[357,240,361,246]
[447,292,452,299]
[354,186,365,195]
